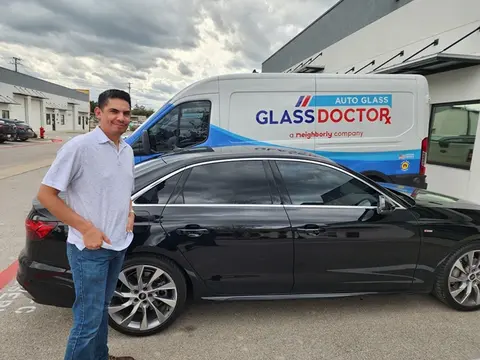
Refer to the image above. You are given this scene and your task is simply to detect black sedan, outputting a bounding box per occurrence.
[16,145,480,336]
[0,118,16,143]
[2,119,35,141]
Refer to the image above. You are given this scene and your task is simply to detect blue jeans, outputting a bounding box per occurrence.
[64,243,127,360]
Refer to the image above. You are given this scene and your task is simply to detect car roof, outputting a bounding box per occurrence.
[133,145,336,193]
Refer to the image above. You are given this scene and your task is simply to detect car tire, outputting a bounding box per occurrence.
[108,254,188,336]
[433,241,480,311]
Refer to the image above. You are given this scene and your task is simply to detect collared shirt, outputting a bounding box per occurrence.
[41,126,135,251]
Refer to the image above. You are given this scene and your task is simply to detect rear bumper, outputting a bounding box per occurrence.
[16,129,35,140]
[0,132,15,141]
[16,249,74,308]
[389,174,427,189]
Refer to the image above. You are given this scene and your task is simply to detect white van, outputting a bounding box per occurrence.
[127,73,430,188]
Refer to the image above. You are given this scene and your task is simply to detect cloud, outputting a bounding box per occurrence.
[178,62,194,77]
[0,0,338,109]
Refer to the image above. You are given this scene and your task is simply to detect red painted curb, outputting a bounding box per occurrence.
[0,260,19,290]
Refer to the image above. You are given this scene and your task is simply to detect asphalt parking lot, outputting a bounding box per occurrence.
[1,135,480,360]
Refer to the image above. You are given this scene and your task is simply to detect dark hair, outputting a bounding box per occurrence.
[97,89,131,109]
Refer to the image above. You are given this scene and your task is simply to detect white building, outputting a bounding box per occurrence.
[0,66,90,133]
[262,0,480,202]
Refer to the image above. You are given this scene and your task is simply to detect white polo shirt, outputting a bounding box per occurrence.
[41,126,135,251]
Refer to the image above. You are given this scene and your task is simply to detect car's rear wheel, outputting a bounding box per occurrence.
[434,242,480,311]
[108,254,187,336]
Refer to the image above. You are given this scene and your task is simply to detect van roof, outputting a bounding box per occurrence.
[171,71,426,102]
[211,72,423,81]
[183,72,423,87]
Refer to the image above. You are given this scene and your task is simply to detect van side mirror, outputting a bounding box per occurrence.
[377,195,395,215]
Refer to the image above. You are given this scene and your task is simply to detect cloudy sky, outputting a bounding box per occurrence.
[0,0,337,109]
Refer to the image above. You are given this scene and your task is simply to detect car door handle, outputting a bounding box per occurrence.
[297,225,326,235]
[177,228,209,237]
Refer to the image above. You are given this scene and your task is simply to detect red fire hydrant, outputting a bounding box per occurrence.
[39,126,45,139]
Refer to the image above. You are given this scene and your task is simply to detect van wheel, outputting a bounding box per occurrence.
[108,254,188,336]
[433,242,480,311]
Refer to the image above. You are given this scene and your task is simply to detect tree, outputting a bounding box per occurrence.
[131,104,155,117]
[90,100,98,113]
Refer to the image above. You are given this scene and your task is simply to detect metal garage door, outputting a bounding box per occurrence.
[30,99,41,130]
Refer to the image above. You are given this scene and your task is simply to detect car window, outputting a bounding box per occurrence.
[135,172,182,204]
[172,160,273,204]
[275,161,380,206]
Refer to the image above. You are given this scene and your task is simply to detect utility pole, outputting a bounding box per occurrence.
[127,82,131,94]
[11,57,21,72]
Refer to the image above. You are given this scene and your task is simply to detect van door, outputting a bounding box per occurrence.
[218,76,316,152]
[313,75,420,178]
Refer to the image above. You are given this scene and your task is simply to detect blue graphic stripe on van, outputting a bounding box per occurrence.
[294,95,393,108]
[203,125,420,175]
[308,94,393,107]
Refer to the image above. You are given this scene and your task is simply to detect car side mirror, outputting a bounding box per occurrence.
[377,195,395,215]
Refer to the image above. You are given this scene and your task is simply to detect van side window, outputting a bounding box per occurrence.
[177,101,211,148]
[132,100,211,154]
[148,107,179,152]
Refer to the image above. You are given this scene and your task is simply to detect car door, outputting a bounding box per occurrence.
[269,159,422,294]
[158,158,294,296]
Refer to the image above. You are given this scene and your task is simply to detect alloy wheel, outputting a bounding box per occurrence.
[109,264,178,331]
[448,250,480,307]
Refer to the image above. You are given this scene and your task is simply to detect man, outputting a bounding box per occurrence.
[37,89,136,360]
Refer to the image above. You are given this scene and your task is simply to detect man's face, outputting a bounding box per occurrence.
[94,98,131,136]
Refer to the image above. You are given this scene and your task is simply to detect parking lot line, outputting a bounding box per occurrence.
[0,260,18,290]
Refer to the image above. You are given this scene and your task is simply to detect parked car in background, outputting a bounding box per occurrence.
[2,119,35,141]
[16,145,480,337]
[0,118,17,143]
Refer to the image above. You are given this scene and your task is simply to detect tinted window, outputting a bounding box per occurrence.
[131,101,211,155]
[177,101,210,148]
[135,172,182,204]
[149,108,180,152]
[275,161,380,206]
[172,160,273,204]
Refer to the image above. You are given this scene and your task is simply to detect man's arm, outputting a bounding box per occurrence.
[127,154,136,232]
[37,185,93,235]
[38,140,109,246]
